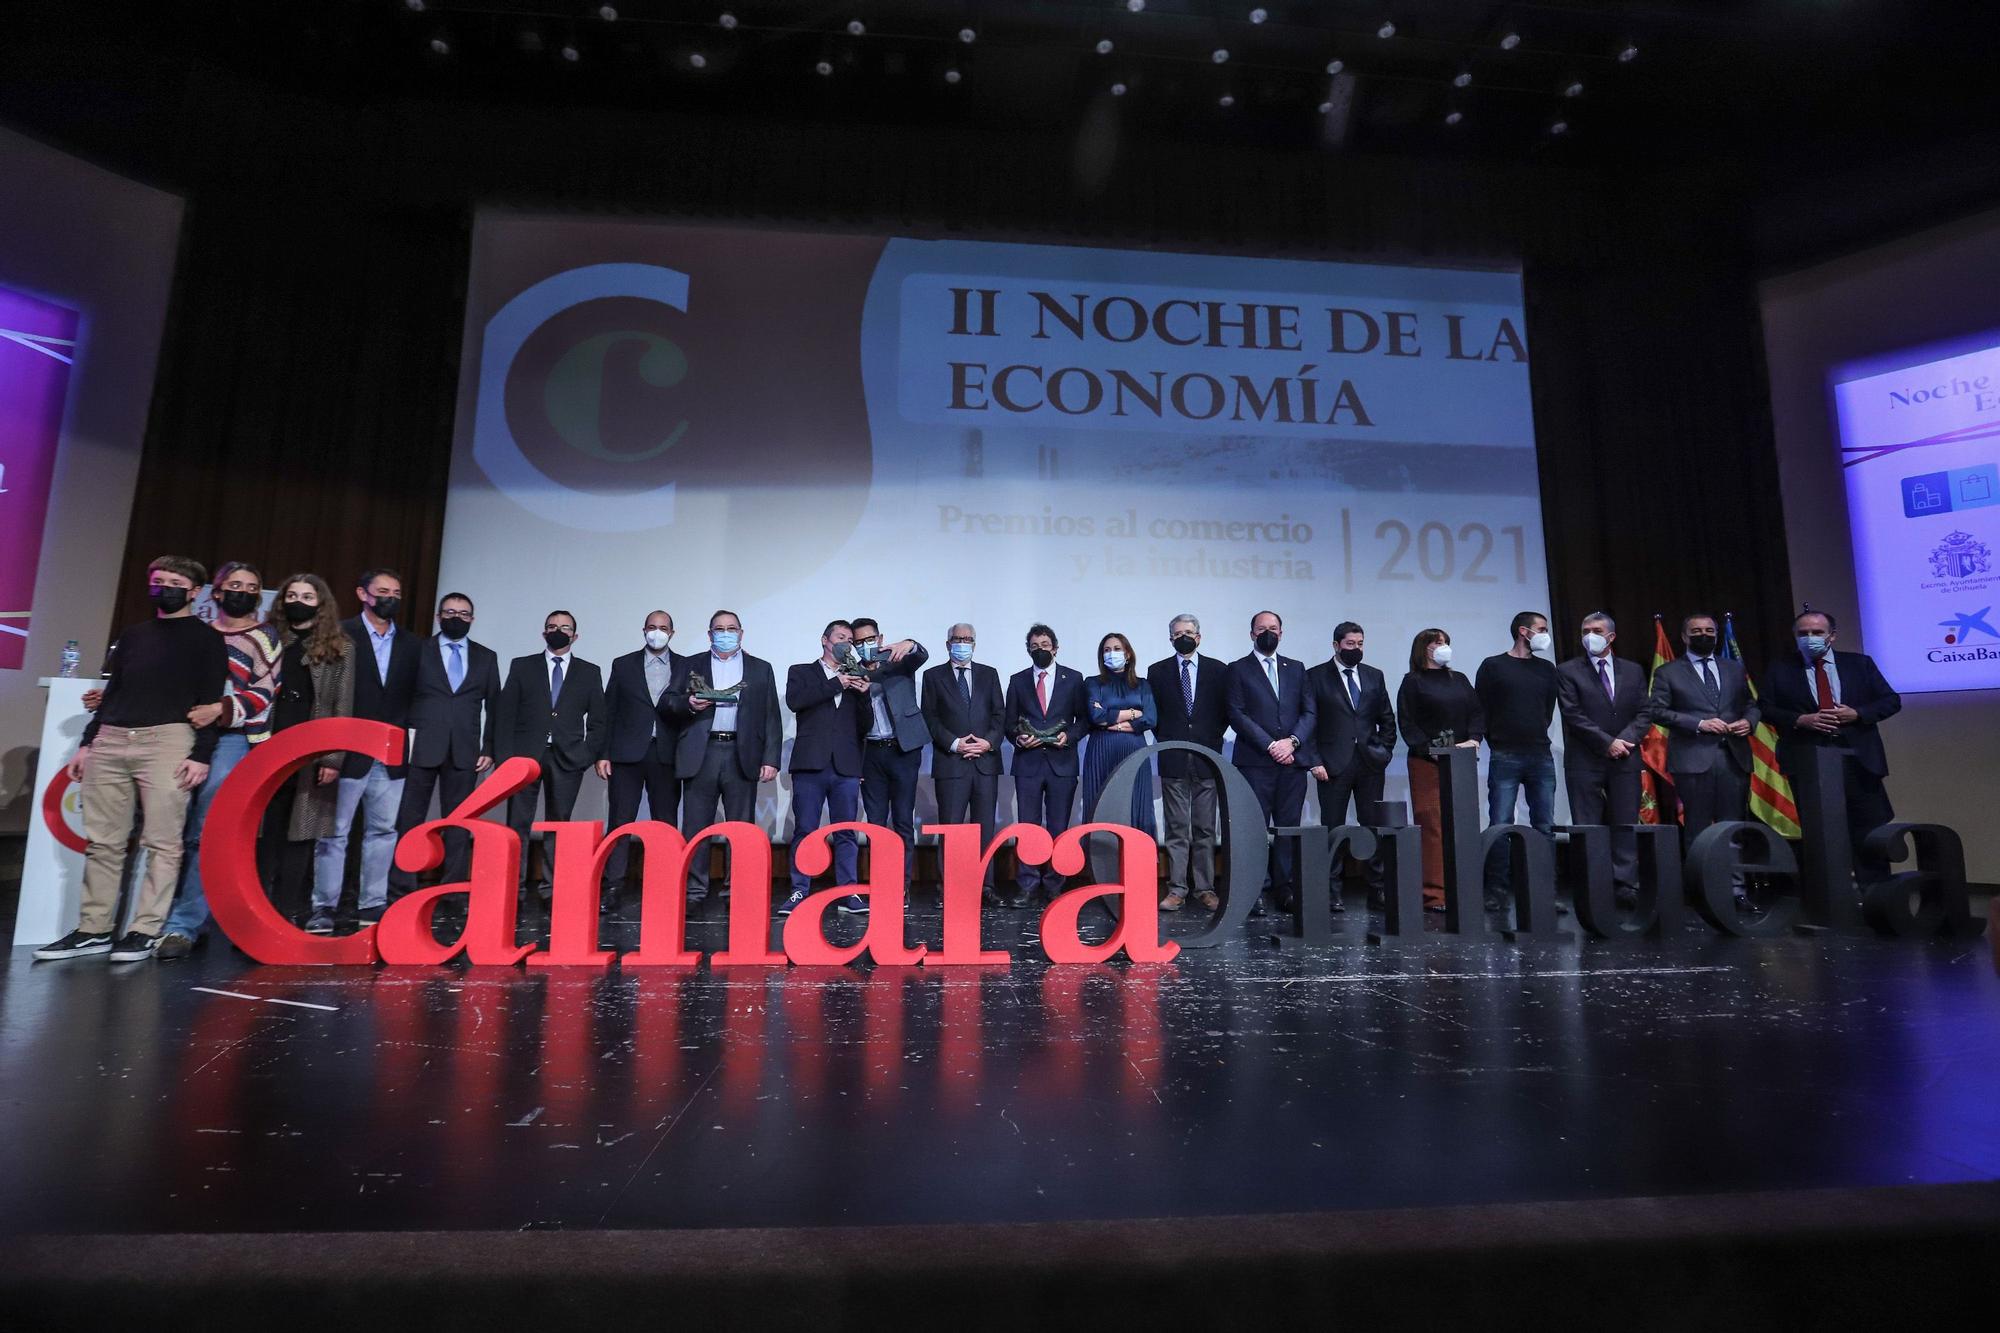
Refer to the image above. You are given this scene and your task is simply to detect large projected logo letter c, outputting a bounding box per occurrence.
[471,263,691,532]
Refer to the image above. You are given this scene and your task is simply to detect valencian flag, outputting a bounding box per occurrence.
[1723,613,1802,839]
[1639,616,1679,825]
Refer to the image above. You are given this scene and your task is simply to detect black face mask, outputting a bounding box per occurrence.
[1028,648,1054,669]
[1254,629,1281,655]
[1686,635,1718,657]
[1172,634,1198,656]
[1337,647,1363,667]
[149,586,190,614]
[439,618,471,641]
[281,600,316,626]
[544,629,573,652]
[369,596,402,622]
[218,590,260,618]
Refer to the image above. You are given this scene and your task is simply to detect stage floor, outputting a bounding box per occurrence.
[3,897,1997,1235]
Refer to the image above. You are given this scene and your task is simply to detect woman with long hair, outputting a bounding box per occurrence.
[1396,628,1485,912]
[265,573,355,925]
[1081,631,1158,841]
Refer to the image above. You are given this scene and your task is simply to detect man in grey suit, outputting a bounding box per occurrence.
[1647,611,1758,909]
[847,616,929,896]
[662,609,784,904]
[1556,611,1650,905]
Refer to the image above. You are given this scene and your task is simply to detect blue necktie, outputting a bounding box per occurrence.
[1344,666,1360,710]
[957,667,971,708]
[550,656,565,706]
[1180,658,1193,716]
[447,642,464,692]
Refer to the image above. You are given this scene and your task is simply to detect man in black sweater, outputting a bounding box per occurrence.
[35,556,229,964]
[1474,610,1560,912]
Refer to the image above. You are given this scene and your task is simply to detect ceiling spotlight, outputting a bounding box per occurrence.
[1218,93,1235,107]
[1212,48,1230,63]
[1377,21,1396,39]
[429,36,449,55]
[1452,71,1471,88]
[960,28,977,44]
[1110,81,1128,96]
[1316,101,1332,114]
[847,20,865,36]
[1095,39,1113,54]
[944,67,962,84]
[1445,110,1463,126]
[816,59,833,76]
[1550,119,1569,135]
[405,0,425,12]
[598,4,618,20]
[1325,58,1344,74]
[1249,6,1268,21]
[689,52,708,69]
[560,43,580,62]
[1564,80,1583,97]
[1126,0,1146,12]
[1500,32,1521,51]
[1618,44,1639,63]
[719,13,738,30]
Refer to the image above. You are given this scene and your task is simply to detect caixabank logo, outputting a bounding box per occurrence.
[1929,605,2000,664]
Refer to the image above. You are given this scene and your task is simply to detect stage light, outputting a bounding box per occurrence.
[1249,7,1268,22]
[1097,39,1113,54]
[1212,48,1229,63]
[1564,80,1583,97]
[1317,101,1332,114]
[944,67,962,84]
[1618,44,1639,63]
[719,13,738,30]
[561,43,580,62]
[1325,58,1344,74]
[1453,71,1471,88]
[1218,93,1235,107]
[1110,81,1127,95]
[430,37,449,55]
[598,4,617,21]
[847,20,865,37]
[1550,119,1569,135]
[1500,32,1520,50]
[690,52,708,70]
[1126,0,1145,12]
[1445,110,1463,125]
[405,0,425,12]
[1377,21,1396,39]
[816,59,833,75]
[960,28,977,43]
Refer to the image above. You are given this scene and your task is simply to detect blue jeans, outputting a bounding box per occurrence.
[1484,747,1556,895]
[790,768,860,897]
[314,761,405,912]
[162,732,253,940]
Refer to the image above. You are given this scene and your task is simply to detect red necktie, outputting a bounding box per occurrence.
[1036,670,1048,713]
[1813,660,1835,710]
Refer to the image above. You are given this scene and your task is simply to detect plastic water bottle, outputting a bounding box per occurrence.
[59,640,81,679]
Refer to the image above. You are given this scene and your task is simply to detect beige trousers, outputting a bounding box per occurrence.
[79,723,196,936]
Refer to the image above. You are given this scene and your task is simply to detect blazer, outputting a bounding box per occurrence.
[603,648,684,768]
[786,660,869,776]
[1301,658,1395,777]
[1647,656,1757,776]
[496,652,608,773]
[922,659,1006,779]
[1225,652,1316,770]
[1763,649,1901,779]
[405,634,501,771]
[1004,662,1089,779]
[340,614,420,779]
[1145,653,1230,778]
[857,641,931,753]
[663,651,784,780]
[1555,654,1650,774]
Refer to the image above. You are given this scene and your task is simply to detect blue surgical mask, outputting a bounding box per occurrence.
[948,642,974,664]
[855,640,879,663]
[1102,650,1127,672]
[710,630,740,654]
[1798,634,1829,658]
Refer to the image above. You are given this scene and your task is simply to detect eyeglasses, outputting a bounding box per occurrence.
[439,611,472,622]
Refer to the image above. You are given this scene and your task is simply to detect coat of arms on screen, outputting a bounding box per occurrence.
[1929,530,1992,580]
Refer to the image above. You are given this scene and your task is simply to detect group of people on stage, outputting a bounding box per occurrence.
[33,554,1903,964]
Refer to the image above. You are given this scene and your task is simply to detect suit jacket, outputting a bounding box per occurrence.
[787,660,869,776]
[604,648,683,768]
[340,614,420,778]
[1555,654,1650,774]
[1764,649,1900,778]
[923,659,1006,779]
[1003,662,1089,779]
[1225,652,1316,770]
[1301,658,1395,777]
[1647,656,1757,776]
[663,651,784,780]
[497,652,608,773]
[405,634,500,771]
[857,641,931,753]
[1145,654,1230,778]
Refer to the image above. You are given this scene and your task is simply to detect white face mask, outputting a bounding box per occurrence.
[1528,631,1552,654]
[645,629,671,651]
[1430,643,1454,668]
[1582,631,1609,657]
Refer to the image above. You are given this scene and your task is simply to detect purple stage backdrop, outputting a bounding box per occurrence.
[0,286,79,671]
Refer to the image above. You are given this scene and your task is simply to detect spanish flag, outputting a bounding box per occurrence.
[1723,613,1802,839]
[1639,616,1678,825]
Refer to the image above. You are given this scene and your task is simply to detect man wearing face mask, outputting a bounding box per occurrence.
[1304,621,1396,911]
[847,617,929,899]
[1004,624,1089,906]
[1225,610,1316,913]
[312,568,419,932]
[664,610,783,904]
[1475,611,1561,912]
[156,561,283,959]
[923,623,1008,906]
[35,556,229,963]
[388,592,501,907]
[597,611,685,913]
[1147,615,1230,912]
[1648,612,1759,909]
[1556,612,1650,906]
[1764,609,1902,883]
[781,620,874,917]
[497,610,608,911]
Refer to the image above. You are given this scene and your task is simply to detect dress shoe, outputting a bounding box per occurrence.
[1160,892,1186,913]
[1366,889,1386,910]
[980,889,1006,908]
[1329,894,1347,913]
[1194,891,1220,911]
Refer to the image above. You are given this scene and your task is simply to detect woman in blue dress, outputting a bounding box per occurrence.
[1082,631,1157,838]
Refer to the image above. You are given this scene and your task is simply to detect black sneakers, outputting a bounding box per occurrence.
[108,932,160,962]
[32,929,112,961]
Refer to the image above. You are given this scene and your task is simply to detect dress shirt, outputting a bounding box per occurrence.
[644,648,672,735]
[709,651,744,730]
[1688,654,1720,697]
[820,658,845,707]
[1177,651,1200,701]
[1255,650,1280,695]
[366,617,396,684]
[1803,651,1842,705]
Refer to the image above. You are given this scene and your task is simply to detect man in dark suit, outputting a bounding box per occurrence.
[847,617,930,898]
[1303,620,1395,910]
[389,591,500,902]
[662,609,784,903]
[923,622,1007,906]
[1556,611,1651,904]
[597,610,684,912]
[1147,614,1229,912]
[1226,610,1317,912]
[1648,611,1758,908]
[1003,623,1088,905]
[496,609,608,906]
[781,620,873,917]
[1763,608,1902,881]
[310,567,420,932]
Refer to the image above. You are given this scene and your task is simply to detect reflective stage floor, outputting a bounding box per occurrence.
[3,898,1997,1236]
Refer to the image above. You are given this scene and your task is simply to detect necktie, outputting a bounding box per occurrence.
[1597,658,1613,701]
[1180,658,1193,716]
[1036,670,1048,714]
[1343,666,1360,709]
[1264,656,1278,695]
[550,656,565,706]
[1813,659,1835,710]
[1699,659,1718,703]
[447,642,464,691]
[957,667,971,708]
